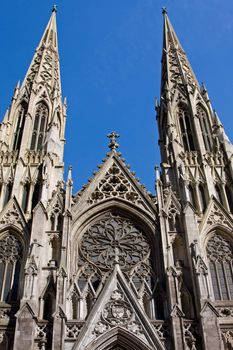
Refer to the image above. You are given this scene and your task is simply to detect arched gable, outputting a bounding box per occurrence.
[84,327,153,350]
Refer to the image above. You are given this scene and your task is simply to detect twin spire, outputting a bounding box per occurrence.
[18,7,200,110]
[161,8,200,99]
[20,6,61,101]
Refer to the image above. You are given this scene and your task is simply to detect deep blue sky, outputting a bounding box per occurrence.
[1,1,233,193]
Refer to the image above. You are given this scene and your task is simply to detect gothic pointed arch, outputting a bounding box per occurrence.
[40,275,56,320]
[83,327,154,350]
[206,231,233,301]
[70,201,162,323]
[196,104,212,152]
[12,101,28,151]
[0,230,25,302]
[30,101,49,151]
[177,103,195,152]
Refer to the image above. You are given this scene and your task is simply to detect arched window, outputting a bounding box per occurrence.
[178,107,195,151]
[75,213,157,320]
[4,183,12,206]
[207,233,233,300]
[22,182,30,213]
[225,185,233,214]
[215,184,224,206]
[12,103,27,151]
[199,184,207,212]
[197,105,212,152]
[30,102,48,151]
[0,234,23,302]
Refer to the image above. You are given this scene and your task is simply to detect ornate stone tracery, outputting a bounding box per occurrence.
[94,290,142,338]
[68,213,156,321]
[80,213,150,271]
[87,163,144,207]
[207,233,233,300]
[0,234,23,262]
[207,233,233,263]
[0,234,23,302]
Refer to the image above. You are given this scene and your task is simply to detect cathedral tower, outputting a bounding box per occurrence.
[156,9,233,349]
[0,7,232,350]
[0,6,66,214]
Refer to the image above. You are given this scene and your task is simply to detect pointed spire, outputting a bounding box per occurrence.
[37,6,58,50]
[20,8,61,99]
[161,10,199,100]
[12,81,20,100]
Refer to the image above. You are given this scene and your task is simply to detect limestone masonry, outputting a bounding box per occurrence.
[0,7,233,350]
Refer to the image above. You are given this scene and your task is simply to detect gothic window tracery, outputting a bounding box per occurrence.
[12,102,27,151]
[207,233,233,300]
[197,105,212,152]
[71,213,157,320]
[178,107,195,152]
[0,234,23,302]
[50,201,63,231]
[30,102,48,151]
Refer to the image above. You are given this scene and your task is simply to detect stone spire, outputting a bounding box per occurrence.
[20,7,62,100]
[161,10,199,100]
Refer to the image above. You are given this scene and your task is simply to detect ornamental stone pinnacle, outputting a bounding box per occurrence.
[107,131,119,151]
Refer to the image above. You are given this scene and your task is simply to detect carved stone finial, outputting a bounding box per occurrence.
[52,4,57,13]
[162,6,167,15]
[107,131,120,151]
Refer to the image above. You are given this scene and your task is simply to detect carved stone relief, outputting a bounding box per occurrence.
[0,203,22,227]
[94,290,142,338]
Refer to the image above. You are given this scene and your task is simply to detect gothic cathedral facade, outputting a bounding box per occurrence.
[0,8,233,350]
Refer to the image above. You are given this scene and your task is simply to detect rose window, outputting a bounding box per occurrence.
[80,214,150,271]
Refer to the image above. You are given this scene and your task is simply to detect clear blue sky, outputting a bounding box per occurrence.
[1,1,233,193]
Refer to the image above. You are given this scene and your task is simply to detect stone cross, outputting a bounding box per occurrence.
[107,131,120,150]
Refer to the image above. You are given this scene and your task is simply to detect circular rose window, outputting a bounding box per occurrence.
[80,213,150,271]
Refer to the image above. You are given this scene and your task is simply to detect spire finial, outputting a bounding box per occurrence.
[162,7,167,15]
[52,4,57,13]
[107,131,120,151]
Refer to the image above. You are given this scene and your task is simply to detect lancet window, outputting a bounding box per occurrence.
[197,105,212,152]
[188,185,196,209]
[12,103,27,151]
[199,184,207,212]
[70,213,158,320]
[30,102,48,151]
[207,233,233,300]
[178,107,195,152]
[22,182,30,213]
[4,182,12,206]
[0,234,23,302]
